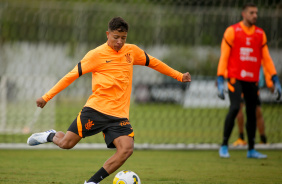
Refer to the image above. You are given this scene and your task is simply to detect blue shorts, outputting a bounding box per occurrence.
[68,107,134,148]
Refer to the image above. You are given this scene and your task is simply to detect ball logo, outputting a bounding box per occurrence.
[133,175,139,184]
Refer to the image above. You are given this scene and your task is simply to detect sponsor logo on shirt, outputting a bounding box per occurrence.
[240,47,257,62]
[241,69,254,78]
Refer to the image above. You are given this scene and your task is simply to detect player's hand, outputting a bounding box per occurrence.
[182,72,191,82]
[36,97,47,108]
[217,76,225,100]
[272,75,281,100]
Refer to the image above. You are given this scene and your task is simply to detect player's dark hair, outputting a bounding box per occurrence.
[242,2,257,10]
[108,17,129,32]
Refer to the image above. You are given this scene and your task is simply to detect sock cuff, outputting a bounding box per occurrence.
[47,133,55,142]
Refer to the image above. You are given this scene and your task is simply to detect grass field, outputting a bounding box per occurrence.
[1,102,281,144]
[0,149,281,184]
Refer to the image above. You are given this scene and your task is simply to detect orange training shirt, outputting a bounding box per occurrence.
[42,43,183,119]
[217,21,277,79]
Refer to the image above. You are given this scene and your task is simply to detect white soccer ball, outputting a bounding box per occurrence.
[113,170,141,184]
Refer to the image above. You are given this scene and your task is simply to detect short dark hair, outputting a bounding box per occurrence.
[242,2,257,10]
[108,17,129,32]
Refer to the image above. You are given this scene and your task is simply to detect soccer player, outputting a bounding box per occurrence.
[216,3,281,158]
[27,17,191,184]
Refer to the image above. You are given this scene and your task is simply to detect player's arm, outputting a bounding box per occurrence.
[38,66,81,108]
[261,32,281,100]
[38,50,99,108]
[216,26,234,100]
[261,60,274,92]
[133,45,190,83]
[147,56,191,82]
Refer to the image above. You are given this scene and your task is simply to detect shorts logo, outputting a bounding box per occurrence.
[120,121,130,126]
[85,119,94,130]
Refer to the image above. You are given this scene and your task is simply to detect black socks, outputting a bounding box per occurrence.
[239,133,244,140]
[260,135,267,144]
[47,133,56,142]
[88,167,109,183]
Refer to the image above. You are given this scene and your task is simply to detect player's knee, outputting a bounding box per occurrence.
[58,140,76,149]
[126,147,134,157]
[120,146,134,160]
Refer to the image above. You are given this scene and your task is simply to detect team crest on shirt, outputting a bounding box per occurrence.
[125,53,132,63]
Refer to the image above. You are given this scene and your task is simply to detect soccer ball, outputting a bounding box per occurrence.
[113,170,141,184]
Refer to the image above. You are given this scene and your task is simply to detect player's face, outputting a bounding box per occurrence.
[106,30,127,52]
[242,7,258,26]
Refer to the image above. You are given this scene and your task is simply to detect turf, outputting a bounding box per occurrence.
[0,149,281,184]
[1,103,281,144]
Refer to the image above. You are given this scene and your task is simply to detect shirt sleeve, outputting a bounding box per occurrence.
[42,50,99,102]
[261,32,277,77]
[42,66,80,102]
[261,60,274,88]
[217,26,234,76]
[132,45,183,82]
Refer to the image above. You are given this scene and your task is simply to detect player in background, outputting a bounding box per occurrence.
[27,17,191,184]
[216,3,281,158]
[233,66,274,146]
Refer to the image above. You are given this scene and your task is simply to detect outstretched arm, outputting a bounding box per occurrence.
[39,50,99,107]
[145,57,186,82]
[132,45,191,83]
[41,67,80,105]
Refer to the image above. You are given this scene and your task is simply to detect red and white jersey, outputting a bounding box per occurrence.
[228,22,264,82]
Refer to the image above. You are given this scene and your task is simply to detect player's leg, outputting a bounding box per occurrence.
[27,107,88,148]
[52,131,82,149]
[233,102,247,146]
[219,78,242,158]
[242,82,266,158]
[104,135,134,173]
[27,128,82,149]
[237,103,245,137]
[86,119,134,184]
[256,105,267,143]
[255,94,267,143]
[223,79,242,145]
[242,82,257,150]
[27,129,57,146]
[86,136,134,184]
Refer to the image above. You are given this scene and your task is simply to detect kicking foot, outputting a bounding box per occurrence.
[27,129,56,146]
[247,149,267,159]
[219,145,230,158]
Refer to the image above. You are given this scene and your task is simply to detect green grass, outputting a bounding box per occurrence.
[1,102,282,144]
[0,149,281,184]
